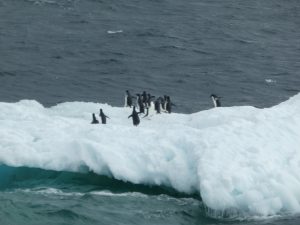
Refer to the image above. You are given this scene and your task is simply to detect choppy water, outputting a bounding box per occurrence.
[1,166,300,225]
[1,0,300,112]
[1,0,300,224]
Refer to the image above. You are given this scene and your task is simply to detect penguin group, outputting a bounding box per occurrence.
[125,90,177,126]
[91,90,222,126]
[125,90,175,113]
[91,108,110,124]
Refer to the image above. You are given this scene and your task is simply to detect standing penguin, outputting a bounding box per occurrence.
[124,90,135,108]
[141,91,147,104]
[99,109,110,124]
[136,94,145,114]
[166,96,175,113]
[210,94,221,107]
[91,113,99,124]
[128,106,140,126]
[163,95,168,111]
[146,93,155,107]
[160,96,166,112]
[154,98,161,114]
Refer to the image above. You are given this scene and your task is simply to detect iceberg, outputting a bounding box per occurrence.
[1,94,300,217]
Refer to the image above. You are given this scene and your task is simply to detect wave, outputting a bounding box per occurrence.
[0,165,189,198]
[1,94,300,218]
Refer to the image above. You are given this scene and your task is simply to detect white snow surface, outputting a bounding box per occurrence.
[1,94,300,217]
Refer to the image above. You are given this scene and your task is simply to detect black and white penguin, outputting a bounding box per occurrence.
[91,113,99,124]
[128,106,140,126]
[210,94,221,107]
[154,98,161,114]
[163,95,168,111]
[166,96,175,113]
[160,96,166,112]
[124,90,135,108]
[136,94,145,114]
[99,109,110,124]
[146,93,155,107]
[141,91,147,104]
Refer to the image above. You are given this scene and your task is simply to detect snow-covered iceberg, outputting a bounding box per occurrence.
[1,94,300,217]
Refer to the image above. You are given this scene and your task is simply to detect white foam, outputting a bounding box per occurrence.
[14,188,84,197]
[11,188,147,198]
[1,94,300,217]
[107,30,123,34]
[265,79,277,84]
[90,190,148,198]
[28,0,56,5]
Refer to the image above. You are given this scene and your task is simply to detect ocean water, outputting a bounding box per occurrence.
[1,0,300,224]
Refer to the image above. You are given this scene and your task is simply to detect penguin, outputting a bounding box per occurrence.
[141,91,147,104]
[135,93,140,106]
[146,93,155,107]
[154,98,161,114]
[166,96,175,113]
[149,100,156,117]
[163,95,168,111]
[210,94,221,107]
[128,106,140,126]
[99,109,110,124]
[160,96,166,112]
[144,98,156,117]
[91,113,99,124]
[124,90,135,108]
[136,94,145,114]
